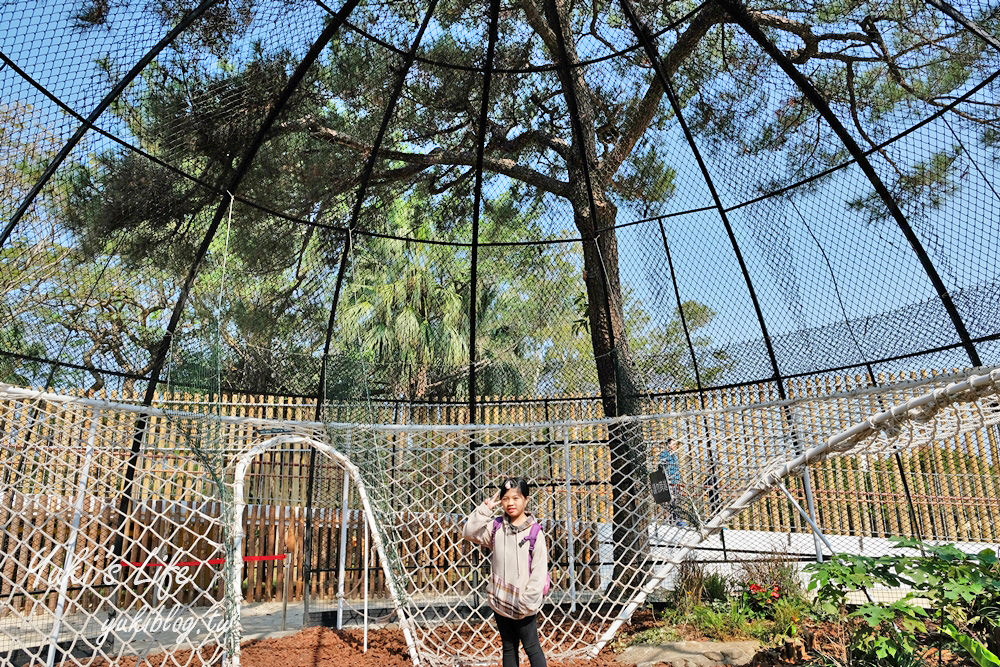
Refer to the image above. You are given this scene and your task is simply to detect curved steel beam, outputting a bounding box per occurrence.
[545,0,627,415]
[620,0,787,397]
[468,0,502,422]
[112,0,360,587]
[313,0,441,421]
[304,0,439,623]
[715,0,982,368]
[0,0,221,247]
[655,220,705,394]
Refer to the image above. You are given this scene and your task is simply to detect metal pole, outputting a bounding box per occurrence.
[363,514,369,652]
[281,553,290,632]
[775,482,836,559]
[47,412,100,667]
[799,468,823,562]
[562,427,578,612]
[894,452,927,555]
[790,407,824,562]
[302,448,315,626]
[336,435,353,629]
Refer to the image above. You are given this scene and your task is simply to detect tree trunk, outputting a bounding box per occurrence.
[575,197,649,595]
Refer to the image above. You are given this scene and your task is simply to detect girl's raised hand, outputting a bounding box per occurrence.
[484,491,501,510]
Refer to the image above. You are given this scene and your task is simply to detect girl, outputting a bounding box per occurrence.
[463,477,548,667]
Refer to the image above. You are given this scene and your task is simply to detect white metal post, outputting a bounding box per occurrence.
[776,482,837,557]
[790,407,824,562]
[336,433,353,629]
[363,514,369,652]
[47,412,100,667]
[562,427,577,612]
[281,553,290,632]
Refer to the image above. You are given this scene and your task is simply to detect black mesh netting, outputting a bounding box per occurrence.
[2,0,999,415]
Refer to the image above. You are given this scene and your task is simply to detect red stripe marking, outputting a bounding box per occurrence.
[119,554,286,568]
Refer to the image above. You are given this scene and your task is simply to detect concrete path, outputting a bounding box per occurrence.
[616,640,761,667]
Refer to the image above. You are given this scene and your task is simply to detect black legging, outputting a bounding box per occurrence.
[494,611,547,667]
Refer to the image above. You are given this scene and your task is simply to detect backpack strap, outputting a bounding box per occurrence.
[522,522,543,566]
[525,522,542,551]
[489,516,503,546]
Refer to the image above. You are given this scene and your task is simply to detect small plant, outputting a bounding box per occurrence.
[703,571,730,603]
[770,597,806,640]
[671,560,706,614]
[741,580,782,616]
[689,601,765,642]
[621,624,683,646]
[735,552,806,614]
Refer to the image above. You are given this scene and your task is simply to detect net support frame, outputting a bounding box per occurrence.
[230,435,421,667]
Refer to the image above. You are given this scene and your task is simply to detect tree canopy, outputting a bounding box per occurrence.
[2,0,998,403]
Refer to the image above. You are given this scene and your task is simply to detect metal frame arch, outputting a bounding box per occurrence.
[313,0,442,422]
[228,434,421,667]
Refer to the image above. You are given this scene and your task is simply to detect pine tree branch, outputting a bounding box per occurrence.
[283,117,571,197]
[598,2,724,184]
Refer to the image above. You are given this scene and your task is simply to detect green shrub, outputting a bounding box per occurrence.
[671,560,706,614]
[703,571,730,603]
[690,602,755,641]
[623,624,683,646]
[770,597,806,639]
[737,553,805,599]
[806,537,1000,667]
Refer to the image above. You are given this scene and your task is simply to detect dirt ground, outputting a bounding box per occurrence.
[237,626,629,667]
[67,610,973,667]
[73,625,631,666]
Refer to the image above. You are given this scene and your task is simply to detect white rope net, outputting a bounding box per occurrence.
[1,367,999,666]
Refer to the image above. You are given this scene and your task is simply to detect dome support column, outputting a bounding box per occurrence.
[466,0,501,523]
[110,0,361,605]
[621,0,786,396]
[467,0,501,421]
[306,0,440,623]
[546,0,649,592]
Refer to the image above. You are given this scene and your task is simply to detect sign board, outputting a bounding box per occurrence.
[649,466,673,505]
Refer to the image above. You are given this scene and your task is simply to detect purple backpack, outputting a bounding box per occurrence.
[491,517,552,595]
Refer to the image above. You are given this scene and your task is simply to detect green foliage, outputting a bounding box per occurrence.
[846,600,928,665]
[769,597,806,640]
[652,596,799,646]
[689,603,760,641]
[703,571,730,603]
[636,560,808,648]
[806,537,1000,666]
[9,0,999,401]
[621,624,683,646]
[741,580,782,617]
[669,560,706,614]
[736,555,806,608]
[942,624,1000,667]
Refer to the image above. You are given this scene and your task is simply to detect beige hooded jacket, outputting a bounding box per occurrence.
[462,502,549,619]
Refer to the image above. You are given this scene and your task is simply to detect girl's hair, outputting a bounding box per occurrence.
[497,477,530,497]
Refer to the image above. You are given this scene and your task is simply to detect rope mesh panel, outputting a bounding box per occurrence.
[3,367,999,665]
